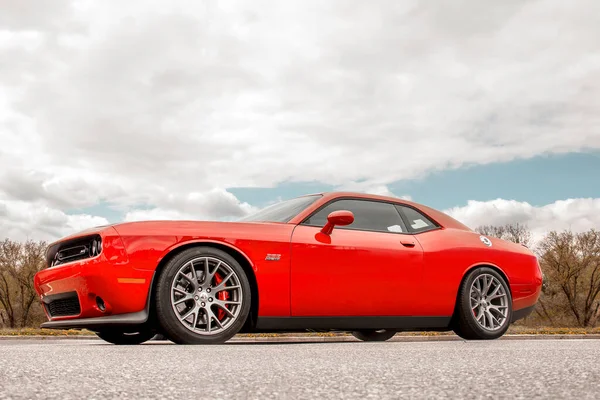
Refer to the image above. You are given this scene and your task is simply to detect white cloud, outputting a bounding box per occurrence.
[445,198,600,243]
[338,183,411,200]
[124,208,196,223]
[0,1,599,240]
[0,199,108,242]
[124,188,257,222]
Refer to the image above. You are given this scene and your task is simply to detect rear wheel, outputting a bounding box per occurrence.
[96,329,155,345]
[352,329,396,342]
[156,247,251,344]
[453,267,512,340]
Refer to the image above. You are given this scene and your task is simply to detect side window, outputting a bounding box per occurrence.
[303,199,408,233]
[396,205,437,233]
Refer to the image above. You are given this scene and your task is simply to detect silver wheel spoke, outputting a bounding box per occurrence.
[477,307,484,322]
[485,310,497,328]
[189,262,198,282]
[212,309,224,329]
[174,296,192,306]
[177,272,193,284]
[173,288,188,296]
[180,307,196,322]
[205,310,212,333]
[212,272,234,292]
[488,293,505,301]
[204,306,219,333]
[488,284,501,298]
[205,259,221,283]
[170,256,243,336]
[214,285,241,295]
[204,258,210,282]
[215,298,241,306]
[482,276,491,294]
[192,310,200,329]
[214,302,236,318]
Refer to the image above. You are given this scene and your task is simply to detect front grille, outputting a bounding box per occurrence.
[44,292,81,317]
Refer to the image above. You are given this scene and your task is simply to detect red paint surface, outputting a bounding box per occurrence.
[34,192,542,324]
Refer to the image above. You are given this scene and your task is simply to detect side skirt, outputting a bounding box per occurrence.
[256,316,452,331]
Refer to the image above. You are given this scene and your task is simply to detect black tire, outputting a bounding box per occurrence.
[453,267,513,340]
[351,329,396,342]
[96,329,155,345]
[155,246,251,344]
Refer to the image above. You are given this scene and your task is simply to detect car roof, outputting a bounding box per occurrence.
[317,191,416,204]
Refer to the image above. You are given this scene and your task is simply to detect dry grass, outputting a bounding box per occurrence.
[0,328,95,336]
[1,326,599,337]
[507,326,600,335]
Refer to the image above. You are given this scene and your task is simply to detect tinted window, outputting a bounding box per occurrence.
[304,199,408,233]
[238,195,321,223]
[396,205,437,233]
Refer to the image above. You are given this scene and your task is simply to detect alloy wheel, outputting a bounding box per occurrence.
[170,257,243,335]
[469,274,509,331]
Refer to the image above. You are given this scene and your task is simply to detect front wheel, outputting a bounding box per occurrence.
[453,267,513,340]
[352,329,396,342]
[96,329,155,345]
[155,247,251,344]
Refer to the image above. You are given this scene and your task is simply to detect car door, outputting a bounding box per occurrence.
[290,198,425,317]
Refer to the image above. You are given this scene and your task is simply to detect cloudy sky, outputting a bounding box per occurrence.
[1,0,599,243]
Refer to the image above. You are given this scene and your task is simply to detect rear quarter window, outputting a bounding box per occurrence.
[396,205,438,233]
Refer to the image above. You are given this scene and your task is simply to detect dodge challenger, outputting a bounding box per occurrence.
[34,192,543,344]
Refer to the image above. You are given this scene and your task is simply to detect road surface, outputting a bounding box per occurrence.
[1,338,599,399]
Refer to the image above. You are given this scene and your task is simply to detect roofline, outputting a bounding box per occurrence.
[318,191,419,206]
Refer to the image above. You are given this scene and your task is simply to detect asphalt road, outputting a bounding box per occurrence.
[1,338,599,399]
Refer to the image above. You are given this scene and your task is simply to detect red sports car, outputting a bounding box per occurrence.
[34,192,542,344]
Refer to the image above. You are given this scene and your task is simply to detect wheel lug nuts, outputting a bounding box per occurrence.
[207,288,211,293]
[201,302,206,306]
[208,298,213,302]
[198,288,202,292]
[194,296,199,300]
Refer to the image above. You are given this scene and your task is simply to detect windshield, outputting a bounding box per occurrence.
[238,195,322,223]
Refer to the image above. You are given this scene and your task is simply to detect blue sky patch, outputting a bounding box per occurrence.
[70,152,600,223]
[231,151,600,211]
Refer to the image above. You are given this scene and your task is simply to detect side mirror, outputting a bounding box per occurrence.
[321,210,354,235]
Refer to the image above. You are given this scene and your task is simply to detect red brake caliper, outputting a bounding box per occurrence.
[213,273,229,321]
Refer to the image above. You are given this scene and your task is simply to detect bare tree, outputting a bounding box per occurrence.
[476,223,532,247]
[12,241,47,327]
[538,230,600,327]
[0,239,47,328]
[0,240,21,328]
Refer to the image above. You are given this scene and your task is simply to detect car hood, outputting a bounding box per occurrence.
[110,219,292,238]
[49,220,285,247]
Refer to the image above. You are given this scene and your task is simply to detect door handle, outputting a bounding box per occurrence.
[400,239,416,248]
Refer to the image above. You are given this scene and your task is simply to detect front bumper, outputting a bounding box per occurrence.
[40,293,153,330]
[34,227,154,330]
